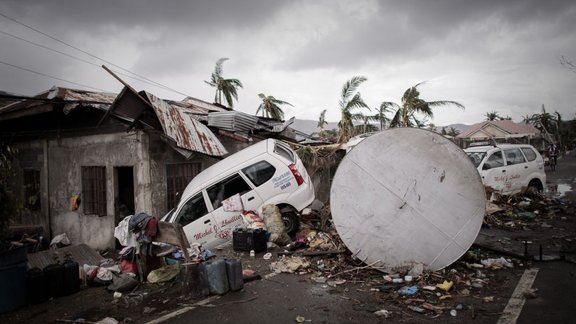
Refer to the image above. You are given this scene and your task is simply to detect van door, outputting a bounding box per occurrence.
[172,191,218,248]
[480,149,507,193]
[207,173,264,247]
[503,148,528,193]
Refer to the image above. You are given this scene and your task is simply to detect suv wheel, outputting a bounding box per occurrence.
[281,210,300,235]
[527,179,543,192]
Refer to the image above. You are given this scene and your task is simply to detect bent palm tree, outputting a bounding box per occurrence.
[317,109,328,137]
[337,76,369,143]
[204,58,243,108]
[373,103,391,130]
[387,82,464,128]
[256,93,293,120]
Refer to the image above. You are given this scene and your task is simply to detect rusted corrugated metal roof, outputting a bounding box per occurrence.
[181,96,230,113]
[0,86,115,117]
[145,92,227,157]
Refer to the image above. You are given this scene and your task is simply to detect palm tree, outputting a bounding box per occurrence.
[317,109,328,137]
[204,58,243,108]
[485,111,502,121]
[386,82,464,128]
[447,126,460,137]
[357,115,378,134]
[521,114,534,124]
[337,76,370,143]
[255,93,292,120]
[373,103,391,130]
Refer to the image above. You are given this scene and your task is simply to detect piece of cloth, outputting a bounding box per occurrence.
[145,217,158,237]
[114,215,138,247]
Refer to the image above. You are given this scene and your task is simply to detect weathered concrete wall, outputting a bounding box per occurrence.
[147,133,221,218]
[47,132,143,250]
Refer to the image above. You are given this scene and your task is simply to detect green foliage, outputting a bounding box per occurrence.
[256,93,292,120]
[204,58,243,108]
[337,76,369,143]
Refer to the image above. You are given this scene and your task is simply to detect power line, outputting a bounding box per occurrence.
[0,29,179,93]
[0,11,192,98]
[0,60,109,92]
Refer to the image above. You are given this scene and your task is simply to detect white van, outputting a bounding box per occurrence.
[163,139,315,249]
[464,144,546,195]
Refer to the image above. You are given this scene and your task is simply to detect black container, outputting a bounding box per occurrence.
[225,258,244,291]
[26,267,48,305]
[233,228,267,253]
[63,261,80,295]
[44,264,65,298]
[0,261,27,313]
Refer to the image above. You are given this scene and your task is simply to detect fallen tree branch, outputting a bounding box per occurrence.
[328,260,383,278]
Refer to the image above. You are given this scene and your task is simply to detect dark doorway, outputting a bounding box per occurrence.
[114,167,135,225]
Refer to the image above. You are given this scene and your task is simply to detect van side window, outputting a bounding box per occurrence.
[207,174,252,210]
[483,151,504,170]
[242,161,276,186]
[504,148,526,165]
[176,192,208,227]
[521,147,537,161]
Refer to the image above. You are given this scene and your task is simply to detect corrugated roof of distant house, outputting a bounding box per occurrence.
[457,120,541,138]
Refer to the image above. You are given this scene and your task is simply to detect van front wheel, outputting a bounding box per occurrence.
[281,210,300,236]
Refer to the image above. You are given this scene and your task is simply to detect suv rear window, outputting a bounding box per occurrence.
[274,142,295,163]
[242,161,276,187]
[521,147,537,161]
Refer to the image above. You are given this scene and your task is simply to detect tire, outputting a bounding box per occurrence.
[281,210,300,235]
[527,179,543,193]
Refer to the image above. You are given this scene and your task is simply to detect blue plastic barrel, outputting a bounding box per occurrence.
[204,259,229,295]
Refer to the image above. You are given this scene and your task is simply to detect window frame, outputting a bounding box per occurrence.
[81,166,107,216]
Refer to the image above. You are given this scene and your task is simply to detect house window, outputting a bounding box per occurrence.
[23,169,41,210]
[166,163,201,210]
[82,166,107,216]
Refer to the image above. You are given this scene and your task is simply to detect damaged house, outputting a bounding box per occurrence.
[0,86,297,251]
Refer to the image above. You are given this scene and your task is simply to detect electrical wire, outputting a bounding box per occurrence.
[0,60,109,92]
[0,11,192,97]
[0,29,179,93]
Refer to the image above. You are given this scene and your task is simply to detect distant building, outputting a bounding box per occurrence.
[456,120,545,150]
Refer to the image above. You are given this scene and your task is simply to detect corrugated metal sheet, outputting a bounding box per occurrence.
[181,96,230,113]
[207,111,258,132]
[145,92,227,157]
[27,244,104,269]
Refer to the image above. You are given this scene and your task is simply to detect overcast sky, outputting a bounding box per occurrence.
[1,0,575,126]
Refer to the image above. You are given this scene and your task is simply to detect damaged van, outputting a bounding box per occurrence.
[464,143,546,195]
[163,138,315,249]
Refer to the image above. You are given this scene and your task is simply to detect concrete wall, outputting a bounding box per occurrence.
[46,132,144,250]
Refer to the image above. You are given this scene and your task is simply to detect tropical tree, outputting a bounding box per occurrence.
[317,109,328,137]
[521,114,534,124]
[204,58,243,108]
[356,115,378,135]
[372,103,391,130]
[447,126,460,137]
[385,82,464,128]
[485,111,502,121]
[337,76,370,143]
[256,93,292,120]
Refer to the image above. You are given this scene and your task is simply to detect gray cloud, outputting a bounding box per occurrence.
[1,0,575,124]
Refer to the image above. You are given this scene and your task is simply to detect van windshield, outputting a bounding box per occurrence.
[466,151,486,168]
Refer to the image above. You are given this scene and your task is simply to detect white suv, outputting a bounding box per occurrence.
[163,139,315,250]
[464,144,546,195]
